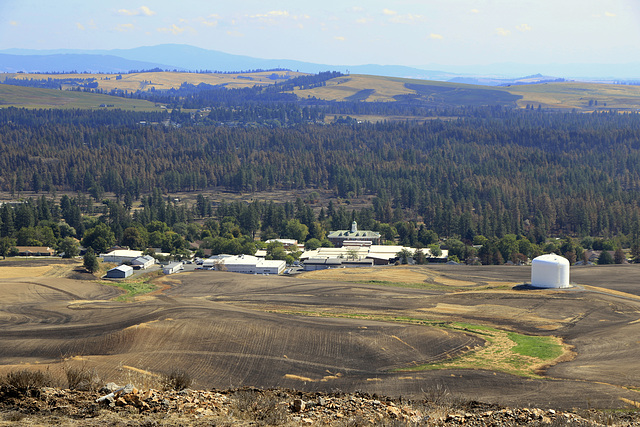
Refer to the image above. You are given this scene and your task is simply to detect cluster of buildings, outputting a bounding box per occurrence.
[302,222,446,270]
[101,250,157,279]
[99,221,446,279]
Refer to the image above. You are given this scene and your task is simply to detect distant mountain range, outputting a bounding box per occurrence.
[1,44,639,84]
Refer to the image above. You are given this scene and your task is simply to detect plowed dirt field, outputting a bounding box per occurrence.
[1,260,639,410]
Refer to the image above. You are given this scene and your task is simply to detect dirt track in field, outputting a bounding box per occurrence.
[1,260,639,410]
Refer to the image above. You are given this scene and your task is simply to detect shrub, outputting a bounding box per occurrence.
[161,370,192,391]
[65,365,100,391]
[231,389,288,426]
[5,369,53,392]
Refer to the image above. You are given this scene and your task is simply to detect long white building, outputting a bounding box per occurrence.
[204,254,286,275]
[100,249,144,264]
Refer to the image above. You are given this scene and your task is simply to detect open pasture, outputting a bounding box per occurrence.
[0,83,160,110]
[0,260,639,410]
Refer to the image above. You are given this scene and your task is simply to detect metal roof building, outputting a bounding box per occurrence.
[131,255,155,269]
[106,265,134,279]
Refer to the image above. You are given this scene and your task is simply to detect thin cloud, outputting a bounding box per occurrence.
[10,21,19,26]
[157,24,186,35]
[226,30,244,37]
[470,9,480,14]
[496,27,511,37]
[250,10,289,18]
[139,6,155,16]
[200,19,218,27]
[430,33,443,40]
[605,11,616,17]
[516,24,532,32]
[115,23,135,32]
[390,13,426,24]
[117,6,156,17]
[76,23,85,30]
[247,10,309,25]
[383,9,397,15]
[334,36,346,41]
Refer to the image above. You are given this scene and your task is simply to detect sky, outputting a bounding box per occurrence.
[2,0,640,67]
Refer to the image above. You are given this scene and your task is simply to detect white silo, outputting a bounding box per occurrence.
[531,254,570,288]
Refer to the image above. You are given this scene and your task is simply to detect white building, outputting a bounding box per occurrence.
[531,254,570,288]
[131,255,155,269]
[106,264,134,279]
[300,245,448,266]
[163,262,184,275]
[212,254,286,275]
[100,249,144,264]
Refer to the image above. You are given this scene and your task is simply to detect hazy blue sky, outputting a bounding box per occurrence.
[2,0,639,66]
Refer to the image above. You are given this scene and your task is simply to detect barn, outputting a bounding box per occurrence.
[106,265,134,279]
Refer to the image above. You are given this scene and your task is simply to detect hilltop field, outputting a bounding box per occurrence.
[3,71,640,113]
[1,259,639,414]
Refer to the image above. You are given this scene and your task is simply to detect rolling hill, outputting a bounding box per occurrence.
[3,71,640,113]
[0,84,161,110]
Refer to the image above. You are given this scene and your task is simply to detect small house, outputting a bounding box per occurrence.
[15,246,55,256]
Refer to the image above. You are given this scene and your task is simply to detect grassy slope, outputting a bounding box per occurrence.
[4,71,640,112]
[0,84,160,110]
[1,70,306,92]
[293,74,640,111]
[508,81,640,110]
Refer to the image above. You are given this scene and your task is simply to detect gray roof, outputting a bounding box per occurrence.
[327,230,381,239]
[109,265,133,273]
[132,255,155,264]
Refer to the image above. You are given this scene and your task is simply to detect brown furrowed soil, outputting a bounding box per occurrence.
[1,259,640,413]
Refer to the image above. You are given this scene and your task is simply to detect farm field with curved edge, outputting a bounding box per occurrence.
[0,259,639,410]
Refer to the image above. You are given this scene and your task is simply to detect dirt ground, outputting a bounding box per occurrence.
[1,260,639,411]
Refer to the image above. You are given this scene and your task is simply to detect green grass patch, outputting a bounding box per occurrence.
[100,275,159,301]
[507,332,564,360]
[267,308,567,378]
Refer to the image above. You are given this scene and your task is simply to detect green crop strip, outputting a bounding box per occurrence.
[269,309,566,378]
[100,275,159,301]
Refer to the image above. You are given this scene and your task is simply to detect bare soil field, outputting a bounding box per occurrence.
[1,260,639,412]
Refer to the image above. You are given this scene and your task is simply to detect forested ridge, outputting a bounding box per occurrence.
[1,106,640,247]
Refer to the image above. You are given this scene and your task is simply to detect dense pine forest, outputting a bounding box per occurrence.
[1,104,640,264]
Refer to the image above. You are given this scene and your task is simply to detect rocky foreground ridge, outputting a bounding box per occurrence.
[1,383,639,426]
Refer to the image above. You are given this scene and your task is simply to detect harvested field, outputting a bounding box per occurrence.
[1,259,640,411]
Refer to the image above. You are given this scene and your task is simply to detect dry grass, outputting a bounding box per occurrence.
[4,70,308,93]
[301,266,438,284]
[300,265,503,289]
[0,84,159,110]
[397,323,571,378]
[509,82,640,110]
[293,74,417,102]
[0,264,74,279]
[7,72,640,112]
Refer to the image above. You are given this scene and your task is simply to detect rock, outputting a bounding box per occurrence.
[101,382,120,393]
[317,397,326,406]
[292,398,305,412]
[122,384,135,394]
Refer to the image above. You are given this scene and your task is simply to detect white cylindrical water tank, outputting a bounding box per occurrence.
[531,254,570,288]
